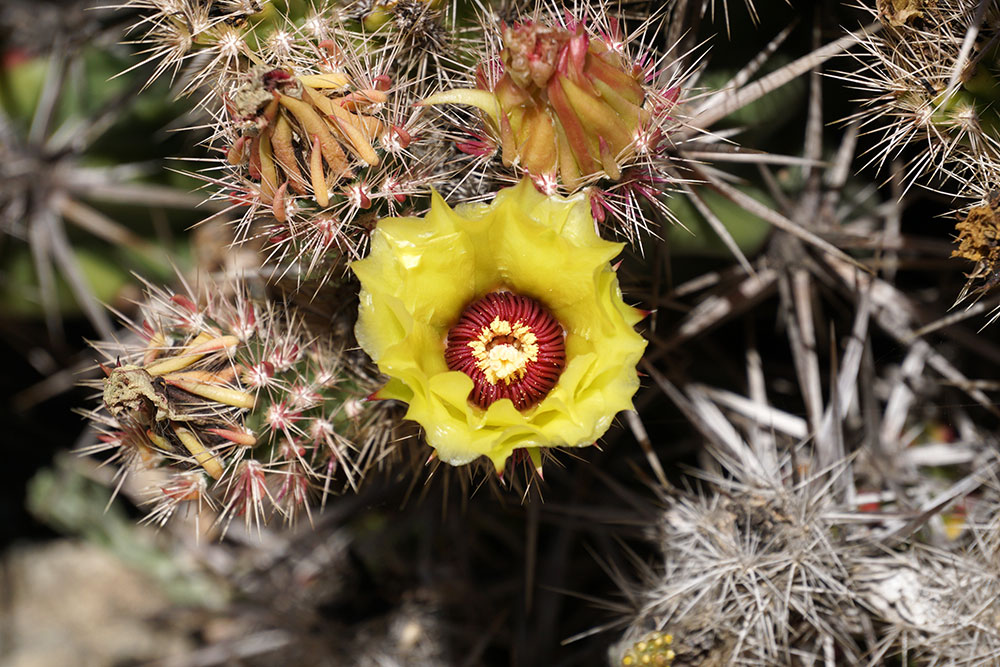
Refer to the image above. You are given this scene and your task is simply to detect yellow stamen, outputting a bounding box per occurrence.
[207,427,258,447]
[227,136,248,165]
[467,316,538,385]
[338,88,388,112]
[326,103,380,166]
[301,85,338,116]
[189,331,215,347]
[271,114,306,194]
[187,334,239,356]
[272,181,289,222]
[352,114,385,139]
[279,93,351,176]
[145,333,211,376]
[164,369,232,384]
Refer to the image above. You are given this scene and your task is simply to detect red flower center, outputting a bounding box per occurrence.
[445,292,565,410]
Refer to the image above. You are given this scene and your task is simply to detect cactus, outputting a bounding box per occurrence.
[8,1,1000,665]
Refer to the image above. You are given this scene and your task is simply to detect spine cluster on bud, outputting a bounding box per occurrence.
[420,9,682,242]
[477,19,650,188]
[841,1,1000,301]
[424,16,652,186]
[123,0,266,92]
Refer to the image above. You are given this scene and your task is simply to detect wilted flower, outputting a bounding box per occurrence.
[83,277,398,532]
[115,0,448,281]
[207,37,446,279]
[225,64,392,210]
[352,178,647,472]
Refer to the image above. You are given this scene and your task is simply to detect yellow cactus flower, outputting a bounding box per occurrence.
[352,178,647,472]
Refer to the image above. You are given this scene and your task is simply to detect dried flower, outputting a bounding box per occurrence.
[84,277,397,532]
[224,64,390,209]
[952,190,1000,303]
[205,37,446,280]
[114,1,448,281]
[877,0,936,27]
[352,178,646,472]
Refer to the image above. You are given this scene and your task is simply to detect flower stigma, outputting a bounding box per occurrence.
[471,316,538,385]
[445,292,565,410]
